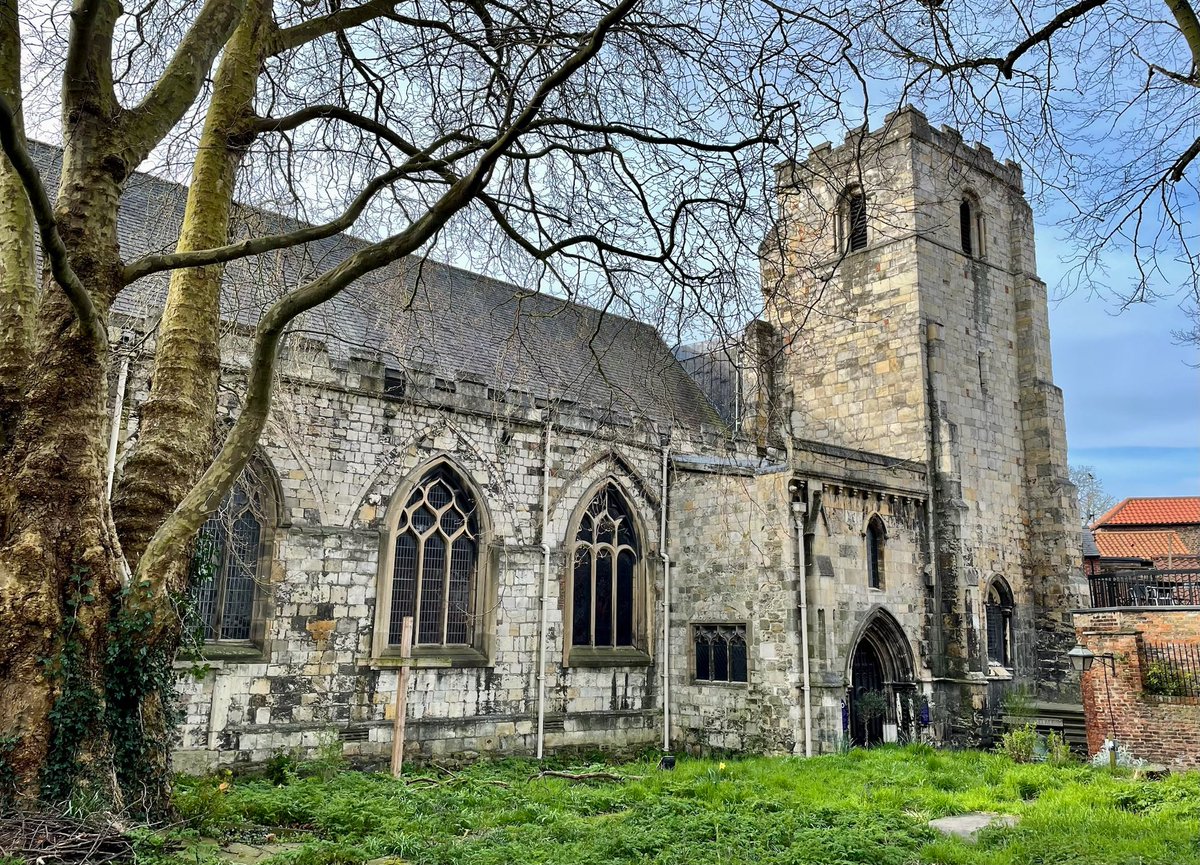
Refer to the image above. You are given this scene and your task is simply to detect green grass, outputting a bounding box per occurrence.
[153,746,1200,865]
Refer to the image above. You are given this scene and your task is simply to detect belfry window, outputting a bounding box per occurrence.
[839,187,868,252]
[571,484,641,649]
[388,465,480,647]
[189,462,275,643]
[960,195,984,258]
[866,515,885,590]
[986,578,1014,666]
[960,198,974,255]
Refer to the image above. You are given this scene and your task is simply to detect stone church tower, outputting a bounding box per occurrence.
[760,107,1086,734]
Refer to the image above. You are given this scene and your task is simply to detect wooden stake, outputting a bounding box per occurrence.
[390,616,413,778]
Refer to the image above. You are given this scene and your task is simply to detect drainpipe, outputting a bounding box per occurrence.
[660,440,672,754]
[106,346,131,499]
[791,491,812,757]
[536,414,553,759]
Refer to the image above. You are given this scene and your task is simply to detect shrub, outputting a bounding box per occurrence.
[1144,660,1193,697]
[999,724,1039,763]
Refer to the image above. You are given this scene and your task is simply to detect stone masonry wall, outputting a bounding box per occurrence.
[166,331,730,769]
[1074,608,1200,770]
[766,108,1082,731]
[668,464,798,755]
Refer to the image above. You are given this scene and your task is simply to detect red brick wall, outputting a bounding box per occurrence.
[1074,609,1200,770]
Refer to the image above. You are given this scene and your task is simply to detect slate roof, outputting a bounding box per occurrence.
[1082,528,1100,559]
[28,142,724,432]
[1093,496,1200,528]
[1092,530,1190,559]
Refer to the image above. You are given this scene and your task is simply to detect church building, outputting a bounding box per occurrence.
[94,107,1084,768]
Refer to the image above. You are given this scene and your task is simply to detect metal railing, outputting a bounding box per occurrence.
[1139,641,1200,699]
[1087,569,1200,608]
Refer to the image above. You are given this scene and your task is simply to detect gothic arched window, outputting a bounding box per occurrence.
[571,484,641,650]
[387,465,481,648]
[189,462,275,644]
[960,194,984,258]
[838,186,868,252]
[866,515,885,590]
[986,578,1014,667]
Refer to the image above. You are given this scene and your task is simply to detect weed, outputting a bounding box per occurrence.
[999,724,1039,763]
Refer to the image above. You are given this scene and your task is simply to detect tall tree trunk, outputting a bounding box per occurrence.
[0,129,123,803]
[113,0,270,570]
[107,0,270,806]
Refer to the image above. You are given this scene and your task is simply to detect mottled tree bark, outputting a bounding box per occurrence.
[0,0,36,455]
[113,0,271,571]
[0,0,245,806]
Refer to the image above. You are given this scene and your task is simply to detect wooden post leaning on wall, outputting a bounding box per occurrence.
[390,616,414,777]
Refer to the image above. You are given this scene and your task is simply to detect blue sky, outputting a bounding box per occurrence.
[1040,234,1199,498]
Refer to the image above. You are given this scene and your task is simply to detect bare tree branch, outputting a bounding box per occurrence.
[0,94,104,347]
[270,0,397,55]
[120,0,247,160]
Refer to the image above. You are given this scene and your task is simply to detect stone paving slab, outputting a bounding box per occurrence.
[928,812,1019,841]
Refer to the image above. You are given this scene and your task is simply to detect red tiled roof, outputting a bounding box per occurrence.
[1092,530,1190,559]
[1092,496,1200,527]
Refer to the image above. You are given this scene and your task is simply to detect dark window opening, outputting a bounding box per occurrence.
[693,624,748,683]
[188,468,271,642]
[986,579,1014,666]
[960,198,974,256]
[847,190,867,251]
[389,465,480,647]
[866,516,885,589]
[383,369,406,399]
[572,484,640,649]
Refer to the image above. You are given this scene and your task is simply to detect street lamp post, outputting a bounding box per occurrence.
[1068,642,1119,770]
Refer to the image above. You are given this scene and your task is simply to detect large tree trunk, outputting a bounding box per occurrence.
[113,0,270,569]
[0,127,124,804]
[107,0,271,806]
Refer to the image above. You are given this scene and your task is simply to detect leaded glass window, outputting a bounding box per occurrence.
[389,466,480,647]
[986,579,1014,666]
[571,484,640,648]
[694,624,748,683]
[866,516,885,590]
[189,474,271,642]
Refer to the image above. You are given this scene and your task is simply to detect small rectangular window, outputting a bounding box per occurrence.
[693,624,748,683]
[383,369,405,400]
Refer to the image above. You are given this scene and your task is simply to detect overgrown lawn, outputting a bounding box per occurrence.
[152,745,1200,865]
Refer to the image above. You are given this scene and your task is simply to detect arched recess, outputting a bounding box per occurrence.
[985,577,1015,668]
[371,455,497,663]
[845,607,917,747]
[561,476,654,666]
[546,448,659,540]
[188,451,280,655]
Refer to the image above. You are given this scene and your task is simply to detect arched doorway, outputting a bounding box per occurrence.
[846,609,917,747]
